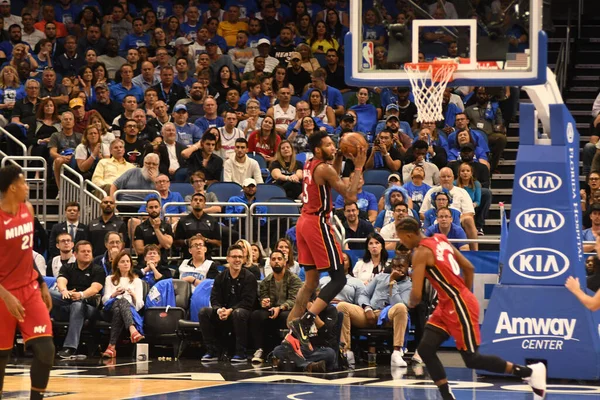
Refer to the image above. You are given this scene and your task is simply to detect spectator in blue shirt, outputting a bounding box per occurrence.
[362,9,387,47]
[423,191,461,229]
[403,167,432,214]
[194,97,225,133]
[119,18,151,57]
[302,68,345,117]
[109,64,144,103]
[226,178,267,228]
[150,0,173,22]
[138,174,187,216]
[173,104,203,146]
[425,207,469,250]
[334,171,378,223]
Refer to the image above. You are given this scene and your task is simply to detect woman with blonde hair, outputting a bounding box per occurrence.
[234,239,261,280]
[269,140,303,199]
[74,125,109,177]
[0,65,25,126]
[296,43,320,72]
[87,110,115,147]
[101,251,145,358]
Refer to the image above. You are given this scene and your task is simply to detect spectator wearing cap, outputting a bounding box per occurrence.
[174,192,222,258]
[228,30,258,70]
[383,114,413,157]
[152,65,186,114]
[583,203,600,252]
[375,104,411,136]
[303,68,345,117]
[218,5,248,48]
[0,0,22,30]
[224,138,263,185]
[132,61,160,92]
[170,37,196,74]
[172,104,203,147]
[156,122,189,182]
[119,18,150,57]
[287,51,311,95]
[334,111,359,139]
[226,177,267,228]
[364,129,402,172]
[205,38,238,82]
[70,98,91,135]
[244,38,280,74]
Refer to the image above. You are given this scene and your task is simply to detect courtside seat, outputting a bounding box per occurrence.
[51,294,103,356]
[144,279,191,357]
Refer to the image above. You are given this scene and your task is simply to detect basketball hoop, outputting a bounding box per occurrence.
[404,60,458,123]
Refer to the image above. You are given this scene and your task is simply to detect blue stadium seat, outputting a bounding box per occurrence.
[363,184,387,202]
[314,53,327,68]
[247,152,267,169]
[343,91,357,108]
[207,182,242,201]
[255,184,287,202]
[296,152,310,165]
[363,170,392,186]
[266,197,301,214]
[170,183,194,198]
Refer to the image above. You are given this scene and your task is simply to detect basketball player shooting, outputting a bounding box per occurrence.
[287,131,367,349]
[0,165,55,400]
[395,217,547,400]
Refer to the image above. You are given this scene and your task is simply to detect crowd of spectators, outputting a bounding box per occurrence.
[1,0,528,368]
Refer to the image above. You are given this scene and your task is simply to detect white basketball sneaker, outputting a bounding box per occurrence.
[524,362,547,400]
[391,349,407,367]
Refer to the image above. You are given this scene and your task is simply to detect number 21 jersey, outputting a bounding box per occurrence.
[0,202,36,290]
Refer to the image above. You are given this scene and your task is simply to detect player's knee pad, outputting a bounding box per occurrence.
[461,352,485,370]
[319,267,346,304]
[27,337,55,366]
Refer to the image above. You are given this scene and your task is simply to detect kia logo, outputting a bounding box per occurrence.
[519,171,562,194]
[508,248,570,280]
[515,208,565,234]
[567,122,574,144]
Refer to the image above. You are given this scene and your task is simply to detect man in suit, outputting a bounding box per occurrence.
[48,201,89,260]
[157,122,188,182]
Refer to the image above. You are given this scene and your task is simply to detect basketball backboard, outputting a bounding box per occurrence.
[345,0,547,88]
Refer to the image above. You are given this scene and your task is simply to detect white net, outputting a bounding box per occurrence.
[404,62,458,123]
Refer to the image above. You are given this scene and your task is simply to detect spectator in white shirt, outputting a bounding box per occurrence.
[223,137,263,186]
[352,233,390,285]
[49,232,77,277]
[179,235,220,291]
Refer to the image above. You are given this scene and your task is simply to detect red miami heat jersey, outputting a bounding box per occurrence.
[0,202,36,290]
[301,158,332,217]
[420,234,471,305]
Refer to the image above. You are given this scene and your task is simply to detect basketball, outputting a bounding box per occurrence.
[339,132,368,158]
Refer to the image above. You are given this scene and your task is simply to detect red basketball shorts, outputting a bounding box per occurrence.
[427,290,481,353]
[296,214,343,271]
[0,280,53,350]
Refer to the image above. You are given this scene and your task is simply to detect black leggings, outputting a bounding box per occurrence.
[317,262,347,305]
[418,325,508,382]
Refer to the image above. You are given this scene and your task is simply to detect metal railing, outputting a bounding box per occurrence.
[248,202,301,250]
[163,201,250,262]
[1,155,48,223]
[82,180,106,225]
[555,8,572,93]
[59,164,84,222]
[0,126,28,170]
[343,237,501,250]
[113,189,161,216]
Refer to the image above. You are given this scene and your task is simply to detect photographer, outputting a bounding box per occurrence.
[364,129,402,172]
